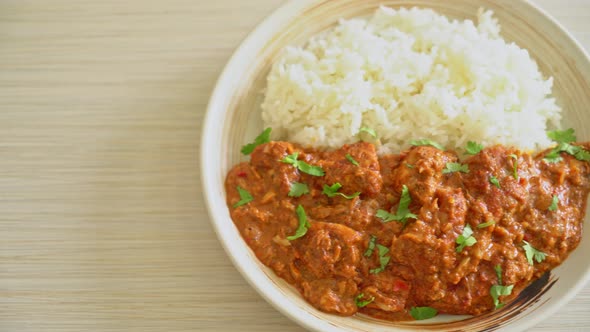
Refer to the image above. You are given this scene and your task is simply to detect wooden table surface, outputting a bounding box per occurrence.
[1,0,589,331]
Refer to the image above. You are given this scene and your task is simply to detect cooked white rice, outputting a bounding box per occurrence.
[261,6,561,154]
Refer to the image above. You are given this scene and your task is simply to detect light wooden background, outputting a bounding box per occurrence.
[1,0,589,331]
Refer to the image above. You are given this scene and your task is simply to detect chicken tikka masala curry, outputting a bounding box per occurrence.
[224,129,590,321]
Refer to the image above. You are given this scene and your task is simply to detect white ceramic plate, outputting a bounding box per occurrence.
[201,0,590,330]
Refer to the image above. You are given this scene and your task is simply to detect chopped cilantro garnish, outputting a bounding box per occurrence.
[544,149,563,163]
[369,244,390,274]
[288,182,309,197]
[281,153,325,176]
[490,284,514,309]
[282,152,298,165]
[364,235,377,257]
[345,153,359,166]
[410,306,438,320]
[575,149,590,161]
[396,185,416,221]
[355,293,375,308]
[443,162,469,174]
[298,161,325,176]
[543,128,590,163]
[494,264,503,284]
[322,183,360,199]
[561,142,583,156]
[490,265,513,309]
[410,139,445,150]
[376,209,396,222]
[477,220,496,229]
[523,241,546,265]
[489,175,501,188]
[465,141,483,155]
[359,127,377,138]
[286,205,310,241]
[509,154,519,180]
[456,224,477,253]
[375,185,417,225]
[405,163,414,169]
[233,186,253,207]
[547,128,576,143]
[548,195,558,211]
[241,128,271,155]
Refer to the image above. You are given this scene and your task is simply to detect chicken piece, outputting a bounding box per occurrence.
[320,142,383,198]
[294,222,363,280]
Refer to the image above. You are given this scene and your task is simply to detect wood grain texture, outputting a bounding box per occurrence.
[0,0,588,331]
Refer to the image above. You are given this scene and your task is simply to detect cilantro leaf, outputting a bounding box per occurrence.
[534,249,547,264]
[297,161,325,176]
[456,224,477,253]
[547,128,576,143]
[396,185,417,221]
[477,220,496,229]
[443,162,469,174]
[345,153,359,166]
[564,143,590,162]
[575,149,590,161]
[410,307,438,320]
[509,154,519,180]
[489,175,501,188]
[286,205,310,241]
[375,185,417,225]
[233,186,253,208]
[322,183,360,199]
[281,152,299,165]
[490,284,514,309]
[369,244,390,274]
[494,264,503,285]
[410,139,445,150]
[544,141,590,163]
[544,142,572,163]
[359,127,377,138]
[376,243,389,256]
[544,151,563,163]
[364,235,377,257]
[241,128,272,155]
[548,195,558,211]
[355,293,375,308]
[405,163,414,168]
[281,153,325,176]
[523,241,546,265]
[288,182,309,197]
[490,265,513,309]
[376,209,396,222]
[465,141,483,155]
[562,142,582,155]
